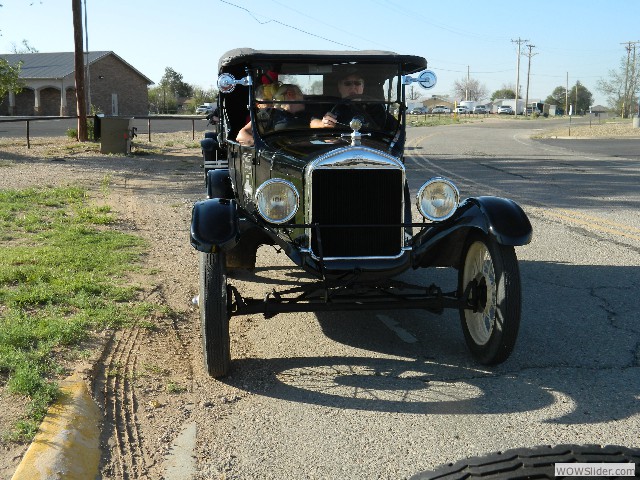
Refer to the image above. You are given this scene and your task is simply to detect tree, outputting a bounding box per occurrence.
[407,85,422,101]
[544,86,567,107]
[597,54,639,117]
[159,67,193,99]
[453,77,488,101]
[183,86,218,113]
[10,40,39,53]
[491,85,518,101]
[567,81,593,115]
[154,67,194,113]
[0,58,24,100]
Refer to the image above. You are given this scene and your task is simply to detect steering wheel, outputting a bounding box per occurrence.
[329,94,384,129]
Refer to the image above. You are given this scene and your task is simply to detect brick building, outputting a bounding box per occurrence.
[0,51,153,116]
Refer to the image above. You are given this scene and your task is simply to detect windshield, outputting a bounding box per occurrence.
[250,62,402,138]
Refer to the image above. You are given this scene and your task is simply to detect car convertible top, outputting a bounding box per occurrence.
[217,48,428,75]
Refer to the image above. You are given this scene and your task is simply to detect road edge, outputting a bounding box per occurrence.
[10,373,101,480]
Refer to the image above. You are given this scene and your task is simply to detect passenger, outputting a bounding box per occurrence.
[271,84,310,130]
[236,85,271,145]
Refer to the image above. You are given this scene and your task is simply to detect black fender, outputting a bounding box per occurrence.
[411,196,532,269]
[190,198,239,253]
[200,137,217,157]
[206,169,233,199]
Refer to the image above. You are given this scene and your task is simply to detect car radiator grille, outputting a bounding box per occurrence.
[310,169,403,257]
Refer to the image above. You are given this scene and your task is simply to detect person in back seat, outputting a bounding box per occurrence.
[236,85,271,145]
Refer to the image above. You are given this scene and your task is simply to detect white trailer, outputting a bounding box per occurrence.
[499,99,525,115]
[459,100,476,112]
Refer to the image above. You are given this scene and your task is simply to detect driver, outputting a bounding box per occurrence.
[310,73,365,128]
[311,73,396,130]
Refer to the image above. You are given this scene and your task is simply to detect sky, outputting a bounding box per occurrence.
[1,0,639,107]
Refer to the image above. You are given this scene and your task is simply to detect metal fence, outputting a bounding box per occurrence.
[0,115,209,148]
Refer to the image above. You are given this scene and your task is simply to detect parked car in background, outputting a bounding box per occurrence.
[455,106,471,114]
[196,104,214,115]
[431,105,451,114]
[473,105,489,114]
[410,106,428,115]
[497,105,514,115]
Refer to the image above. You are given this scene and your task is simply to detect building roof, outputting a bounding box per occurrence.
[0,51,154,84]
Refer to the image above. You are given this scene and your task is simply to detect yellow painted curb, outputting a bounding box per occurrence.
[11,373,101,480]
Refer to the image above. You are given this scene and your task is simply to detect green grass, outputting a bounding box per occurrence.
[0,186,156,442]
[407,114,474,127]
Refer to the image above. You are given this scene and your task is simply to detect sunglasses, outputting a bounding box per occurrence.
[342,80,363,87]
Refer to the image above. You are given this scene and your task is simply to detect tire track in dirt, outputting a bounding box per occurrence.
[95,165,201,478]
[98,328,149,479]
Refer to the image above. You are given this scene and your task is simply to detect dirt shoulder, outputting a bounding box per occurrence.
[534,118,640,138]
[0,133,241,479]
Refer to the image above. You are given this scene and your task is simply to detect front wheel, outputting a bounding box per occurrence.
[458,232,521,365]
[199,251,231,377]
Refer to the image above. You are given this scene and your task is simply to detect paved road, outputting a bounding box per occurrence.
[187,118,640,478]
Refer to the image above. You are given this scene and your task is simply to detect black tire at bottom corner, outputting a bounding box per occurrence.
[409,444,640,480]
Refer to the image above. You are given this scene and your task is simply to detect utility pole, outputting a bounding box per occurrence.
[72,0,87,141]
[466,65,469,101]
[566,72,569,115]
[524,44,537,116]
[512,38,528,114]
[83,0,91,113]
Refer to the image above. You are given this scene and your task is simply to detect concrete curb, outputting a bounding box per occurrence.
[11,373,101,480]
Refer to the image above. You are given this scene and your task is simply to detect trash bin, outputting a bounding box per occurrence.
[633,115,639,129]
[100,117,134,154]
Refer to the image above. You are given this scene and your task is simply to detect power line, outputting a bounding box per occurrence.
[219,0,357,49]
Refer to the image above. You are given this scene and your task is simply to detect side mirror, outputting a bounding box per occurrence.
[217,73,252,94]
[403,70,437,90]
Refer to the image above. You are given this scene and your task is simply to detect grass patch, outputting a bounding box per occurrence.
[0,186,153,442]
[408,114,475,127]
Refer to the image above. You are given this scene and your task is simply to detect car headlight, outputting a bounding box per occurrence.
[416,177,459,221]
[256,179,299,224]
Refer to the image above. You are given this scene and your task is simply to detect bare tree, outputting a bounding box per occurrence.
[597,50,640,117]
[407,85,422,101]
[453,77,488,101]
[10,40,39,54]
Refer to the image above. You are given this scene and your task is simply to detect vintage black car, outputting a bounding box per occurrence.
[191,48,532,377]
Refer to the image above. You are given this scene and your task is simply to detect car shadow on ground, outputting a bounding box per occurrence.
[223,259,640,425]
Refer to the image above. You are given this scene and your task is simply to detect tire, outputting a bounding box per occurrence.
[410,444,640,479]
[199,250,231,377]
[458,232,521,365]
